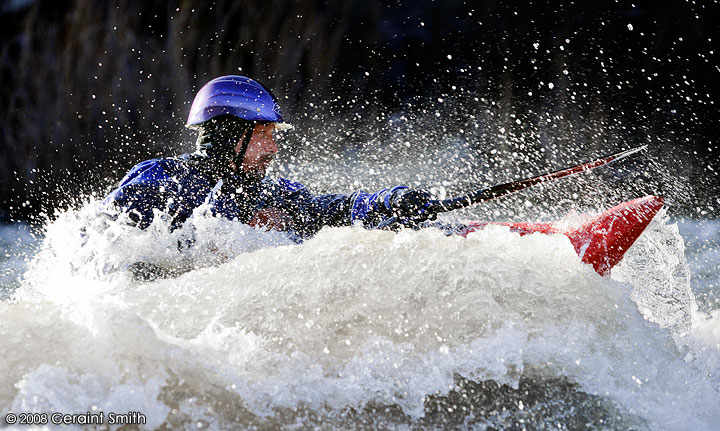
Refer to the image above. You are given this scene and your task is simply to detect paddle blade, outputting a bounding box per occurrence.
[565,195,664,275]
[457,195,664,276]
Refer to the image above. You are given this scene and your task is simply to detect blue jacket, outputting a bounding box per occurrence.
[103,153,406,239]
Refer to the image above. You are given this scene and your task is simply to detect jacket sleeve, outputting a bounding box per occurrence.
[103,159,179,229]
[273,178,407,238]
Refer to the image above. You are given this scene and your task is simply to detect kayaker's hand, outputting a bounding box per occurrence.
[249,208,292,231]
[389,189,437,225]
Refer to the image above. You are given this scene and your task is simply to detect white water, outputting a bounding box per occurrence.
[1,202,719,430]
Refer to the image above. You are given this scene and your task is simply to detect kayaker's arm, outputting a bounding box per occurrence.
[270,180,439,237]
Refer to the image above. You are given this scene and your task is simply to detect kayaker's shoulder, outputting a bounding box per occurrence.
[276,177,307,192]
[131,156,197,176]
[112,157,191,189]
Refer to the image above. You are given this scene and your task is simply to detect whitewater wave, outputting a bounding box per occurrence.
[1,203,718,430]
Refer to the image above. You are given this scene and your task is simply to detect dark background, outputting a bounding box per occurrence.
[1,0,718,222]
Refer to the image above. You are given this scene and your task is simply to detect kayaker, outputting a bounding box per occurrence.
[103,75,435,240]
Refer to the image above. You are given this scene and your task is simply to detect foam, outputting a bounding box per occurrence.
[1,205,717,430]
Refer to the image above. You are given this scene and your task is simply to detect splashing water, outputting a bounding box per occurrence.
[1,197,718,430]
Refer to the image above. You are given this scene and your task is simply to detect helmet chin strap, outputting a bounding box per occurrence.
[233,123,256,173]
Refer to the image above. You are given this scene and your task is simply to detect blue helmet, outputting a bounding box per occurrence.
[186,75,289,128]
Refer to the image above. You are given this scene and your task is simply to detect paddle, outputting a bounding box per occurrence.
[377,145,647,229]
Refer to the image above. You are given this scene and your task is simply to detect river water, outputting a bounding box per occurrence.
[0,199,718,430]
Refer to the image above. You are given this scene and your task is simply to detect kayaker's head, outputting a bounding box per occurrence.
[186,75,291,177]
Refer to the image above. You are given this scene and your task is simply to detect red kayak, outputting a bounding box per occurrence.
[458,196,665,276]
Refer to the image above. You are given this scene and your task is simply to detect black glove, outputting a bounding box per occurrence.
[387,188,437,226]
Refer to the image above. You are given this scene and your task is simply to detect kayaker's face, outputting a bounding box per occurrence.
[234,123,278,175]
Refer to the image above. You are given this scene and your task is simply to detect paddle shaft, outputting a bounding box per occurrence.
[378,145,647,229]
